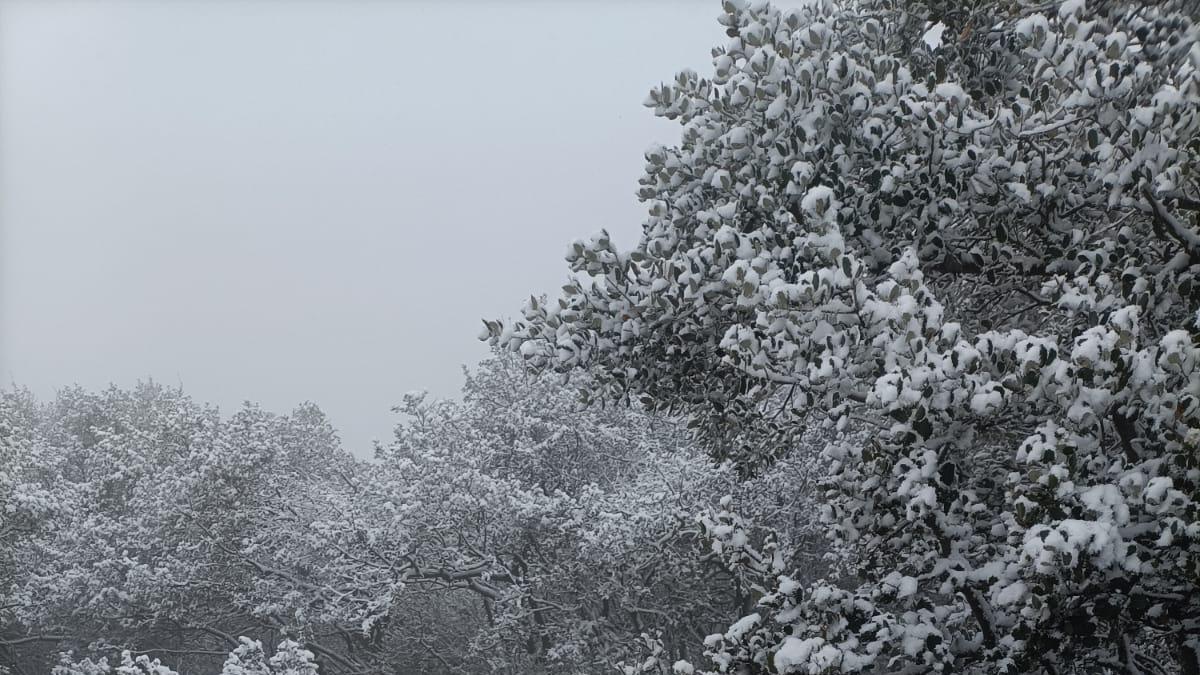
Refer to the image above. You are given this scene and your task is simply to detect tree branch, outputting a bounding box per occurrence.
[1144,187,1200,259]
[0,634,69,646]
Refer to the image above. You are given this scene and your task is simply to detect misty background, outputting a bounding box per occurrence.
[0,1,737,457]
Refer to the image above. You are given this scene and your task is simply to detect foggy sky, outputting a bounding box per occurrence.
[1,1,735,457]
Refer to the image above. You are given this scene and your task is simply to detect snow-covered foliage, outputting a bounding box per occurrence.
[2,383,357,672]
[488,0,1200,672]
[219,639,318,675]
[48,640,316,675]
[6,1,1200,673]
[303,356,824,673]
[53,651,178,675]
[1,359,822,673]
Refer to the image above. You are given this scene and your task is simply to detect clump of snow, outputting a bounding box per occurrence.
[921,21,948,50]
[766,95,789,120]
[672,660,695,675]
[774,637,827,673]
[1015,13,1049,38]
[935,82,968,105]
[1144,477,1174,504]
[1007,182,1032,203]
[725,613,761,641]
[800,185,839,221]
[995,581,1028,606]
[970,384,1004,415]
[1058,0,1086,18]
[778,576,802,595]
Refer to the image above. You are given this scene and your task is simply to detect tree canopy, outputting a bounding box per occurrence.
[487,0,1200,672]
[1,360,824,674]
[4,0,1200,673]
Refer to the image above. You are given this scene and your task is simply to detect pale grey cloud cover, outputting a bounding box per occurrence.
[0,1,734,456]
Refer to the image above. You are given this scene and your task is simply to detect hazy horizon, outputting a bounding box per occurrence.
[0,1,740,456]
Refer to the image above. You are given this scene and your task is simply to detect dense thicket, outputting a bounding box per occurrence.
[488,0,1200,672]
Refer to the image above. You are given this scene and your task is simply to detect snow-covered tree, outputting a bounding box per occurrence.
[48,640,317,675]
[2,363,824,674]
[0,388,59,658]
[309,354,796,673]
[52,651,178,675]
[488,0,1200,672]
[1,383,360,673]
[220,638,318,675]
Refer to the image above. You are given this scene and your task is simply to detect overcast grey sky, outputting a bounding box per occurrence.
[0,1,731,456]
